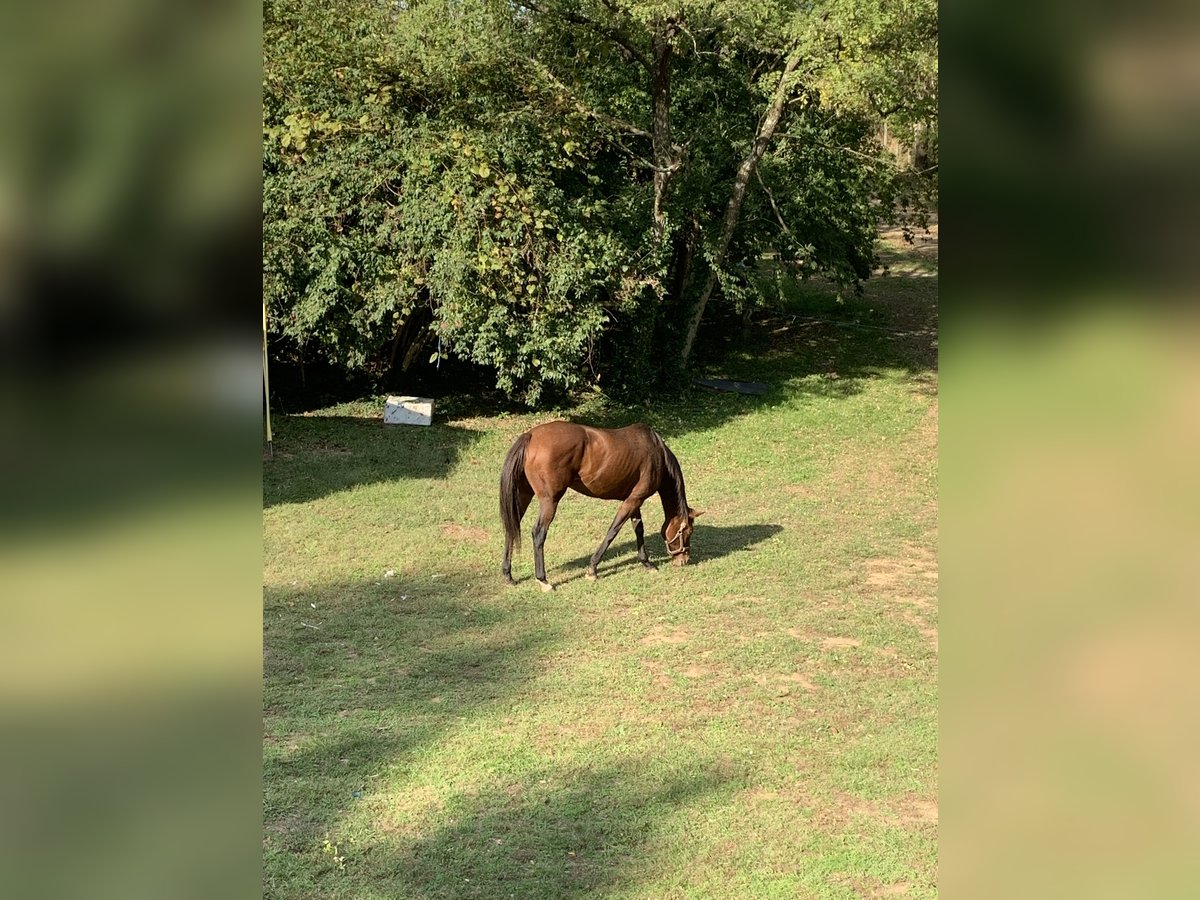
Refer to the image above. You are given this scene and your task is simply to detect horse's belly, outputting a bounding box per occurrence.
[570,476,635,501]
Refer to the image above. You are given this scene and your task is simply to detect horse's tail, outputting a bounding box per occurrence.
[500,431,531,550]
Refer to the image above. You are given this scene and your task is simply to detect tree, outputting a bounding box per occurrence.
[263,0,937,404]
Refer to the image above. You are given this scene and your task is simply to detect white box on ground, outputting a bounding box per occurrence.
[384,396,434,426]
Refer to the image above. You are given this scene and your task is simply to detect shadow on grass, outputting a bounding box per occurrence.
[695,522,785,562]
[263,417,485,508]
[367,764,729,899]
[263,576,551,859]
[263,575,732,898]
[548,523,784,585]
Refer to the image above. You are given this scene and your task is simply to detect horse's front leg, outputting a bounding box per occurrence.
[631,510,657,570]
[587,499,640,581]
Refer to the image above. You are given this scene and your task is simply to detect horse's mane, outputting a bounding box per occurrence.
[652,430,689,519]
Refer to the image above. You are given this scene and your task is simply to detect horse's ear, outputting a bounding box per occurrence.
[689,507,705,519]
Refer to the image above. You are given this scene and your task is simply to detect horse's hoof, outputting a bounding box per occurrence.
[585,571,597,582]
[503,577,516,587]
[536,579,555,593]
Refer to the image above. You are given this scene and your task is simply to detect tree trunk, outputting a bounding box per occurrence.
[650,22,677,246]
[679,52,802,363]
[386,302,434,377]
[667,215,700,305]
[911,121,930,172]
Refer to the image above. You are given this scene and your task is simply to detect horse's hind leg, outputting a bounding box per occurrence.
[631,510,657,570]
[587,498,641,580]
[532,494,562,592]
[502,489,534,585]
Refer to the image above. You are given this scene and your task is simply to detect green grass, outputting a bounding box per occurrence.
[263,228,938,899]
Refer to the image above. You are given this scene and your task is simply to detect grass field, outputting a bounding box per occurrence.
[263,226,938,899]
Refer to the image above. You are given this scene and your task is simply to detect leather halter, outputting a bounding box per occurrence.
[664,523,688,556]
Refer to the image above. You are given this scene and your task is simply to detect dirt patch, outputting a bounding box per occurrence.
[875,882,914,897]
[901,795,938,825]
[803,790,880,831]
[744,787,782,804]
[754,672,817,693]
[821,636,862,649]
[441,522,490,543]
[836,791,883,821]
[784,628,862,650]
[861,543,938,648]
[641,659,676,690]
[640,625,689,646]
[680,664,710,679]
[831,875,915,898]
[802,788,938,839]
[865,543,936,586]
[868,547,940,652]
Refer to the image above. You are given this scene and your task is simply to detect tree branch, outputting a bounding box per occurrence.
[681,49,804,362]
[524,0,651,71]
[610,135,656,170]
[524,57,652,139]
[867,90,905,120]
[755,167,791,236]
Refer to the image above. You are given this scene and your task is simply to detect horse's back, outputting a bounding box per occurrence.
[528,419,588,443]
[525,421,658,500]
[529,421,656,454]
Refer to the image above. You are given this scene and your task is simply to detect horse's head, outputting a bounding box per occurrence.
[662,507,704,566]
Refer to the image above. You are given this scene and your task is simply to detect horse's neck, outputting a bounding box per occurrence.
[658,468,686,521]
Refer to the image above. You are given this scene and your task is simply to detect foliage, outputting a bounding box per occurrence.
[263,0,937,404]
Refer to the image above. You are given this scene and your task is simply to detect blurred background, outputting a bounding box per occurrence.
[0,0,1197,897]
[0,1,261,898]
[943,0,1200,896]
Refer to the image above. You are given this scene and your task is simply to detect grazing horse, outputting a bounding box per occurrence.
[499,421,702,591]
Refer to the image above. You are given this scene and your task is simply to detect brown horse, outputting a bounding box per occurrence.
[499,421,702,591]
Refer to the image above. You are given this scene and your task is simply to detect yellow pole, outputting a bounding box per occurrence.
[263,298,273,454]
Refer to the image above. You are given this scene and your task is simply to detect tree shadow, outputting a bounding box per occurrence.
[549,523,784,585]
[263,575,553,862]
[263,416,485,508]
[263,575,733,898]
[567,250,936,442]
[365,763,730,898]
